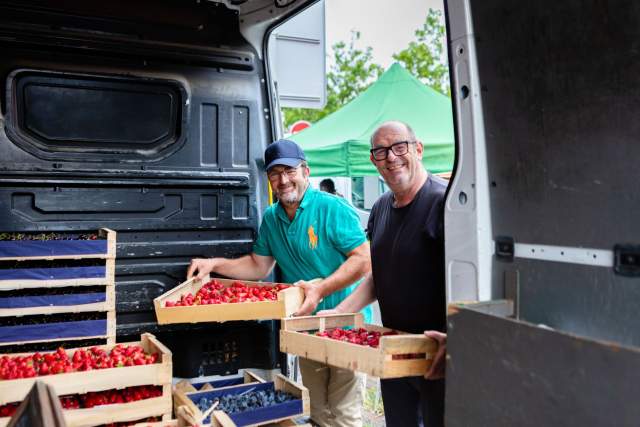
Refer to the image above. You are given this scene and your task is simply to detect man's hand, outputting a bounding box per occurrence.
[293,279,324,316]
[424,330,447,380]
[187,258,218,280]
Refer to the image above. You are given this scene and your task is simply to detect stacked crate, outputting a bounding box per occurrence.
[0,229,116,349]
[0,333,173,427]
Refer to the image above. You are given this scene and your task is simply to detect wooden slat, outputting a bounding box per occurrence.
[1,254,113,261]
[273,374,309,416]
[0,229,116,262]
[132,420,178,427]
[0,277,111,290]
[0,257,114,290]
[0,334,109,348]
[102,228,117,259]
[279,286,305,317]
[244,370,267,384]
[143,333,173,366]
[63,393,171,427]
[106,310,116,345]
[281,313,363,332]
[381,358,431,379]
[211,410,236,427]
[0,300,112,317]
[380,334,437,355]
[174,379,197,393]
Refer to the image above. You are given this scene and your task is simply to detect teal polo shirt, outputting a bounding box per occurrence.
[253,187,372,323]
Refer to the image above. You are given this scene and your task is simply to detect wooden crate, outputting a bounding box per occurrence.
[0,283,115,317]
[0,228,117,347]
[0,386,172,427]
[0,258,115,290]
[153,275,303,324]
[280,313,437,379]
[176,374,309,427]
[0,229,116,261]
[0,333,172,406]
[0,333,172,427]
[173,371,266,416]
[0,311,116,348]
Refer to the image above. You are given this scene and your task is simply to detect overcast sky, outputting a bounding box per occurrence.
[325,0,444,69]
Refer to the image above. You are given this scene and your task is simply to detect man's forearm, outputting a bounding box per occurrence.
[335,273,376,313]
[317,242,370,298]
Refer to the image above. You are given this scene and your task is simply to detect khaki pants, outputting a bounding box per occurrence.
[298,357,364,427]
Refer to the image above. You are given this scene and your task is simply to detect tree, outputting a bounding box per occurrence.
[283,31,383,128]
[392,8,450,96]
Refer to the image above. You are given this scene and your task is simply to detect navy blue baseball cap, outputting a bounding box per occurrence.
[264,139,306,171]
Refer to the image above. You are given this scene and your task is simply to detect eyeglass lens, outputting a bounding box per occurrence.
[268,167,298,180]
[371,141,410,160]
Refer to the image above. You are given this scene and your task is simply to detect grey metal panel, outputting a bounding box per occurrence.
[469,0,640,249]
[269,0,326,109]
[0,60,267,338]
[445,0,494,302]
[446,308,640,427]
[200,103,219,166]
[200,195,219,220]
[493,258,640,347]
[232,105,250,167]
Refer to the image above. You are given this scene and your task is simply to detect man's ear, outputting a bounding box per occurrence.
[370,152,376,164]
[415,141,424,160]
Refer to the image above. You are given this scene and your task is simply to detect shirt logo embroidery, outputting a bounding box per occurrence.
[308,225,318,249]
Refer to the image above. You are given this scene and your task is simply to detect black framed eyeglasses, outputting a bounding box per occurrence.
[267,165,301,181]
[370,141,416,161]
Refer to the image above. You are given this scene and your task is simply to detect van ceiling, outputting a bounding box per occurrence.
[0,0,243,47]
[0,0,316,46]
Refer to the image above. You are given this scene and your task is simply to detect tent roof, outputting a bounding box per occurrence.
[289,63,455,176]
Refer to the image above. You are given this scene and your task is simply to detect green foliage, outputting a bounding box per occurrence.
[283,31,383,128]
[363,382,385,416]
[392,8,450,96]
[282,9,450,128]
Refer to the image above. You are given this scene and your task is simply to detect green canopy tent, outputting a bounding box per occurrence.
[289,63,455,177]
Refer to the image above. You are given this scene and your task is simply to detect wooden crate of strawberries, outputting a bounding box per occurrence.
[153,275,304,324]
[0,332,172,427]
[280,313,438,379]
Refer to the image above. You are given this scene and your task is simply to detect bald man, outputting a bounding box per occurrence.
[323,121,447,427]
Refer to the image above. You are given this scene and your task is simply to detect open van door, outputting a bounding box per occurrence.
[445,0,640,424]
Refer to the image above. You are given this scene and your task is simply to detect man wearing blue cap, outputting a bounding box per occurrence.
[188,139,371,427]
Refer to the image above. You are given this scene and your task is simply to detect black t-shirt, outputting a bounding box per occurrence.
[367,175,447,334]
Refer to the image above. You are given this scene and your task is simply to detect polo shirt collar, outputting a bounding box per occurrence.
[275,186,317,223]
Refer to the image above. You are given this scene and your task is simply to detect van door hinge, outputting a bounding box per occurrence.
[614,245,640,277]
[495,236,514,262]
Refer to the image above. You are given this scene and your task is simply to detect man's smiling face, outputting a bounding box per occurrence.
[370,123,424,191]
[267,163,309,207]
